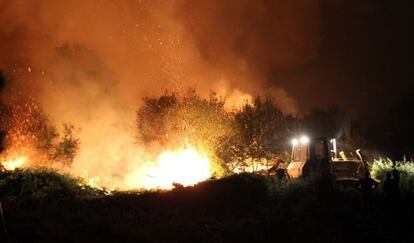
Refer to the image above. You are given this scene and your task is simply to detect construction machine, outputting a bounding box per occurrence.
[286,136,366,181]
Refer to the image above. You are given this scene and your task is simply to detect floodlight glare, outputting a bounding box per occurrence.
[300,135,309,144]
[291,138,299,146]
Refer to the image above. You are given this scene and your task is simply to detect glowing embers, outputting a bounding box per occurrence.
[1,155,28,170]
[141,147,212,189]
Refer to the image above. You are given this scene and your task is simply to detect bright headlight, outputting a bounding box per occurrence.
[300,135,309,144]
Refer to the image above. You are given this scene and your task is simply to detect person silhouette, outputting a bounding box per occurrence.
[276,168,289,181]
[391,168,401,206]
[315,169,334,214]
[357,171,378,216]
[383,172,393,208]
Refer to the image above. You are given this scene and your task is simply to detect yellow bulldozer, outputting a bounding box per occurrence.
[286,136,366,181]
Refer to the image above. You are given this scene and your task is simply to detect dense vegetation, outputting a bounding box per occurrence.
[0,169,413,243]
[137,90,299,175]
[0,168,104,200]
[371,159,414,195]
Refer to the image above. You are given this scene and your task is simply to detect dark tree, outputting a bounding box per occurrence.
[220,95,298,171]
[50,123,80,166]
[137,91,178,145]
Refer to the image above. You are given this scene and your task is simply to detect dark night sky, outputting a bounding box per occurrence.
[271,0,413,117]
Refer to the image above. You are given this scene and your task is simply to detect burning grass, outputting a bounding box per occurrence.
[0,145,214,192]
[0,155,27,171]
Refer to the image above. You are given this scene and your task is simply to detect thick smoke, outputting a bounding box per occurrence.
[0,0,324,112]
[0,0,324,187]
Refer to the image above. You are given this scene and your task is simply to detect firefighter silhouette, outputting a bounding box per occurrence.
[276,167,290,181]
[357,171,378,215]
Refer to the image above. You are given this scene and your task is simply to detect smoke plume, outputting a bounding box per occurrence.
[0,0,325,188]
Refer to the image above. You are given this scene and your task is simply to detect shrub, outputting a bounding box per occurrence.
[146,173,273,211]
[0,168,104,199]
[370,158,414,194]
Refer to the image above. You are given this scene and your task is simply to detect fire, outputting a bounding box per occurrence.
[77,146,212,191]
[84,177,104,191]
[0,144,213,191]
[1,156,28,170]
[138,147,212,189]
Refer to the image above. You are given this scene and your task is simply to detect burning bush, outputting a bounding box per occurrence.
[137,89,233,176]
[0,94,56,161]
[0,92,80,168]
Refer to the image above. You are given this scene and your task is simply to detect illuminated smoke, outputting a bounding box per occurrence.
[0,0,323,188]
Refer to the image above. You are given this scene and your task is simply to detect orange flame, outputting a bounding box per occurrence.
[1,145,212,191]
[125,147,212,190]
[1,155,28,170]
